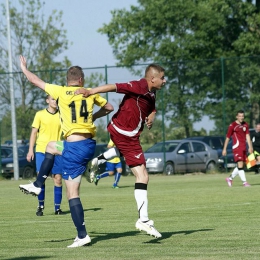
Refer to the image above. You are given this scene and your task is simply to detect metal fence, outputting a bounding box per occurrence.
[1,56,260,148]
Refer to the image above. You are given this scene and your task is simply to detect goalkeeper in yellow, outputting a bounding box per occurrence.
[19,55,114,248]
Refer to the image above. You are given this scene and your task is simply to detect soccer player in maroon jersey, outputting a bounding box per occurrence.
[222,110,253,187]
[75,64,166,238]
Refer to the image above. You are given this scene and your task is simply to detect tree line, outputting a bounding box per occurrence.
[1,0,260,146]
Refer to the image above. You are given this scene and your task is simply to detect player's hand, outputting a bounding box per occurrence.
[19,55,27,71]
[26,151,34,162]
[145,117,153,130]
[222,150,227,156]
[74,88,90,97]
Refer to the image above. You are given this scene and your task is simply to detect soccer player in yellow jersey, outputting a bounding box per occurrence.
[94,139,122,188]
[19,56,114,248]
[27,95,63,216]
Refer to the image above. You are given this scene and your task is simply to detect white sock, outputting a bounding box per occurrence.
[134,189,149,222]
[238,169,246,182]
[230,167,239,179]
[103,147,120,160]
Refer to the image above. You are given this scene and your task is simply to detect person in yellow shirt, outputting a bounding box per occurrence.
[27,95,63,216]
[19,56,114,248]
[94,139,122,188]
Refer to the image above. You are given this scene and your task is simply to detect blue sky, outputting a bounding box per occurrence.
[43,0,138,67]
[2,0,213,132]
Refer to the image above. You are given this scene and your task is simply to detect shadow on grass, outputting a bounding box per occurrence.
[45,228,214,245]
[55,207,102,215]
[3,257,51,260]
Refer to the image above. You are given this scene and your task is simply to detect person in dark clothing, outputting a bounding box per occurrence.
[251,123,260,174]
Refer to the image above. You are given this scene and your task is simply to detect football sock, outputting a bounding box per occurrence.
[134,183,149,222]
[230,167,239,179]
[38,184,45,207]
[114,172,121,186]
[99,172,109,179]
[238,168,246,182]
[34,153,55,188]
[54,186,62,211]
[69,198,87,239]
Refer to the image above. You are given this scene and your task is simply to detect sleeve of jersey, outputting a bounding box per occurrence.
[115,78,147,95]
[245,124,250,134]
[93,93,108,107]
[31,112,41,129]
[226,124,233,138]
[45,83,61,100]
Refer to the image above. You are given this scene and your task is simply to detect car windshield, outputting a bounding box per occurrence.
[7,146,27,158]
[145,142,179,153]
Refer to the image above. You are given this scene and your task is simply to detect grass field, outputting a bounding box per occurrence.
[1,172,260,260]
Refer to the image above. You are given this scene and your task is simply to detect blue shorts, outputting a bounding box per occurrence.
[106,161,122,172]
[36,152,62,174]
[62,139,96,180]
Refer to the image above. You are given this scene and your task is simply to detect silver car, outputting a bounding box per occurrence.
[144,139,219,175]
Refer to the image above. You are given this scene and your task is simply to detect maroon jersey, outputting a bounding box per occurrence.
[111,78,156,138]
[226,121,249,151]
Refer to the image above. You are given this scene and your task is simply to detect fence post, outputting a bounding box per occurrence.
[221,57,227,172]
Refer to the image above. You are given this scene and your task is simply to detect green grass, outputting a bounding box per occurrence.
[1,172,260,260]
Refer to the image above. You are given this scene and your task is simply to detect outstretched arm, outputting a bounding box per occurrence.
[20,55,46,90]
[74,84,117,97]
[93,102,114,122]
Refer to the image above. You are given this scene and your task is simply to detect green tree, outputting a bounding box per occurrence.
[99,0,260,136]
[0,0,71,137]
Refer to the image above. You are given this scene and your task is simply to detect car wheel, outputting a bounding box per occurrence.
[22,166,34,179]
[164,162,174,175]
[206,162,216,173]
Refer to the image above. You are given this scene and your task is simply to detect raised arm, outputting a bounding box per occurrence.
[74,84,117,97]
[20,55,46,91]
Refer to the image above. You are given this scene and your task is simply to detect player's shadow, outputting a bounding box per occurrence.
[3,257,51,260]
[58,207,102,215]
[45,228,214,245]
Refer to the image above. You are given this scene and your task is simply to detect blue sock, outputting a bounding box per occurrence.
[34,153,55,188]
[69,198,87,239]
[99,172,109,179]
[54,186,62,211]
[38,184,45,207]
[114,172,121,186]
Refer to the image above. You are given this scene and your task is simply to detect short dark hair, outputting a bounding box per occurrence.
[67,66,84,82]
[145,64,165,77]
[237,109,244,115]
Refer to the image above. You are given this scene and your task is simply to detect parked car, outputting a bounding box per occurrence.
[185,136,225,158]
[1,145,36,179]
[92,143,128,176]
[1,146,13,158]
[144,139,219,175]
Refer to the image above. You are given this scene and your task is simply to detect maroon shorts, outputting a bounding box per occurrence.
[233,148,247,162]
[108,123,146,168]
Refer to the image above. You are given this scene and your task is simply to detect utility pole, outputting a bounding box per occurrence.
[6,0,19,180]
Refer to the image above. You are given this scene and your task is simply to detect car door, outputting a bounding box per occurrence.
[174,142,192,172]
[191,141,208,171]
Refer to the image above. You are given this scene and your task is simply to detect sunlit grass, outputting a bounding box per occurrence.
[1,172,260,259]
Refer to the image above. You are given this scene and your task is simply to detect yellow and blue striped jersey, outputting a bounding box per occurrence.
[45,84,107,138]
[32,109,62,153]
